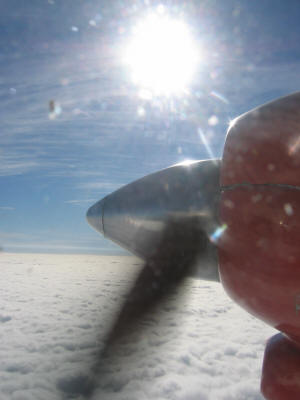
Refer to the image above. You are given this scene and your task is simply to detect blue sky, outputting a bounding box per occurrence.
[1,0,300,254]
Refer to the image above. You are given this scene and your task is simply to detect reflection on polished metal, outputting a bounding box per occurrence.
[87,159,221,282]
[86,198,105,234]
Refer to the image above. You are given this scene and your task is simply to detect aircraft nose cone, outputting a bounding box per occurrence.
[86,198,105,234]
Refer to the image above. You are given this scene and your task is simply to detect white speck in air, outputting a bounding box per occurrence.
[267,164,275,171]
[137,106,145,117]
[284,203,294,216]
[208,115,218,126]
[224,199,235,209]
[252,194,262,203]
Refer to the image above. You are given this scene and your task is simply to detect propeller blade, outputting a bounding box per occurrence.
[103,216,210,346]
[82,216,215,400]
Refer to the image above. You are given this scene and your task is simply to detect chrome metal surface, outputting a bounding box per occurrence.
[87,159,221,281]
[86,198,105,234]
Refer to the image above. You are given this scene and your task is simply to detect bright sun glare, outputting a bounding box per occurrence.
[123,13,199,97]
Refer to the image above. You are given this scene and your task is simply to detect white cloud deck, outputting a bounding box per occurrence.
[0,253,275,399]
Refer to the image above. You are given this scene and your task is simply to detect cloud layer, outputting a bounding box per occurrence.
[0,253,276,399]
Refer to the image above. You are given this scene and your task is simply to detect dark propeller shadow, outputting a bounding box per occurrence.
[58,216,215,399]
[102,216,210,347]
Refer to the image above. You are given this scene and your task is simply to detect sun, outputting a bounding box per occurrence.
[123,13,199,97]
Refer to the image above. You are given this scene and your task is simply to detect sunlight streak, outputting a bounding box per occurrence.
[197,128,215,160]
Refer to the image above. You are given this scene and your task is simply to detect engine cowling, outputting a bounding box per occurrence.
[219,92,300,345]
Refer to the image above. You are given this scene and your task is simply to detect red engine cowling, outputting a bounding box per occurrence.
[219,92,300,399]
